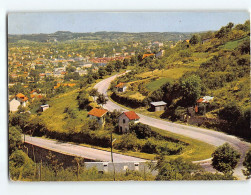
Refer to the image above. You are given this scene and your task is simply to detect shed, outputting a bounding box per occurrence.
[150,101,167,112]
[40,104,49,112]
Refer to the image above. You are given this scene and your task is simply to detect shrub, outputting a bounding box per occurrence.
[9,150,36,180]
[211,143,241,175]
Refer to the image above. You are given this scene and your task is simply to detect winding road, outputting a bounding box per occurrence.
[24,135,145,162]
[94,72,250,180]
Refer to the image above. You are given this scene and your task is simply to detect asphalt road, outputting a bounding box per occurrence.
[94,73,251,180]
[24,135,145,162]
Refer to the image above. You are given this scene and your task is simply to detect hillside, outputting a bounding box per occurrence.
[8,31,192,43]
[110,20,250,140]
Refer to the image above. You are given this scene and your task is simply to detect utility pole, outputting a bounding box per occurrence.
[111,132,116,181]
[40,159,42,181]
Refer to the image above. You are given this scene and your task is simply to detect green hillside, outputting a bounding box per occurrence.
[111,20,250,140]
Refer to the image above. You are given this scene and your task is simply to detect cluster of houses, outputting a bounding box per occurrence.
[9,91,49,113]
[87,107,140,134]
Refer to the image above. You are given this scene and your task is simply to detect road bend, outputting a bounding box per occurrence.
[94,73,250,180]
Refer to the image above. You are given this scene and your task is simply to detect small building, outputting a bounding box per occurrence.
[88,108,108,126]
[150,101,167,112]
[40,104,49,112]
[9,93,28,112]
[155,50,165,58]
[196,96,214,114]
[115,83,127,93]
[118,111,140,133]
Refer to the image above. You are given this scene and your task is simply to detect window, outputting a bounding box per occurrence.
[123,119,126,123]
[120,126,122,132]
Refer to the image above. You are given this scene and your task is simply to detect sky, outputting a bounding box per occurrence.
[8,12,250,34]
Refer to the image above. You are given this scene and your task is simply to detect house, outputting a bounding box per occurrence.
[88,108,108,126]
[118,111,140,133]
[195,96,214,114]
[115,83,127,93]
[150,101,167,112]
[9,93,28,112]
[155,50,165,58]
[40,104,49,112]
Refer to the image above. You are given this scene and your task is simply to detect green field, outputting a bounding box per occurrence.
[220,36,249,50]
[146,78,171,91]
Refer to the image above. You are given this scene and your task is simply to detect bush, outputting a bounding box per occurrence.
[211,143,241,175]
[130,123,153,139]
[9,150,36,180]
[114,133,140,151]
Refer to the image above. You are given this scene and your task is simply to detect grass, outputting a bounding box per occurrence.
[220,36,249,50]
[146,77,171,91]
[39,88,88,133]
[128,92,146,100]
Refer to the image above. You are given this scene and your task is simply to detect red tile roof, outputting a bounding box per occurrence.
[124,111,140,120]
[16,93,28,102]
[197,98,204,103]
[115,83,126,88]
[88,108,108,118]
[142,53,155,59]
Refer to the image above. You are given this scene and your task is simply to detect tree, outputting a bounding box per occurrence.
[89,88,99,102]
[242,149,251,178]
[9,150,35,180]
[9,126,22,155]
[211,143,241,175]
[77,90,90,110]
[105,63,114,74]
[98,67,107,78]
[115,60,122,72]
[180,75,202,106]
[130,123,153,139]
[155,157,201,181]
[46,151,63,177]
[122,58,130,69]
[189,35,200,45]
[219,103,242,124]
[96,94,108,107]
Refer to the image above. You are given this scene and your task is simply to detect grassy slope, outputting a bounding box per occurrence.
[39,88,88,133]
[219,36,249,50]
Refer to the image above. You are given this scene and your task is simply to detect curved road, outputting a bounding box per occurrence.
[94,73,250,179]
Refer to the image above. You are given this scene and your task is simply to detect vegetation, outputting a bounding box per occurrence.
[242,149,251,178]
[110,20,250,140]
[211,143,241,175]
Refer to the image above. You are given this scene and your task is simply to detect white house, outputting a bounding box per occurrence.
[155,50,165,58]
[118,111,140,133]
[115,83,127,93]
[9,93,28,112]
[88,108,108,126]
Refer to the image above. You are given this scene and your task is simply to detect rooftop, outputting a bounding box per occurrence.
[115,82,126,88]
[150,101,167,106]
[124,111,140,120]
[88,108,108,118]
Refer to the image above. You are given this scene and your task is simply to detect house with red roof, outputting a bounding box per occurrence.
[9,93,28,112]
[118,111,140,133]
[88,107,108,126]
[115,82,127,93]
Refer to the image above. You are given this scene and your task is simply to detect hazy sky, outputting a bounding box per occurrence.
[8,12,249,34]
